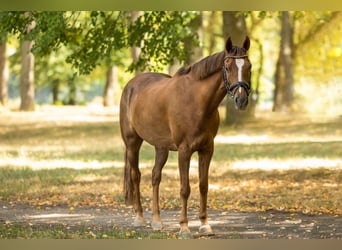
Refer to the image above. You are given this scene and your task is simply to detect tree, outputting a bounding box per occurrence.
[271,11,341,112]
[0,11,200,106]
[184,11,203,64]
[20,13,35,111]
[127,11,199,72]
[103,66,117,107]
[129,11,142,76]
[273,11,294,112]
[0,37,8,106]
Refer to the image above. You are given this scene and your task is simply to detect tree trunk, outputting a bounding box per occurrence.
[130,11,141,75]
[0,39,8,106]
[20,14,35,111]
[184,12,203,64]
[222,11,254,125]
[51,79,60,104]
[207,11,218,55]
[169,12,203,76]
[20,39,35,111]
[273,11,294,112]
[103,66,117,107]
[67,75,76,105]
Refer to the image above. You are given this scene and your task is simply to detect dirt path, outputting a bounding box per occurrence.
[1,202,341,239]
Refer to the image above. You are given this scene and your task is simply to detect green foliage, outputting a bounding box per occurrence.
[1,11,341,111]
[127,11,199,72]
[0,11,200,75]
[28,12,70,55]
[65,11,128,74]
[0,11,32,40]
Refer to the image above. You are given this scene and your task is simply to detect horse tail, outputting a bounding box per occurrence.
[121,79,142,206]
[123,150,134,206]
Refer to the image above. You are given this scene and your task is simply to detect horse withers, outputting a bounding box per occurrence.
[120,37,252,238]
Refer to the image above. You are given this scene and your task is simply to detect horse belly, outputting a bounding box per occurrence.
[131,95,177,150]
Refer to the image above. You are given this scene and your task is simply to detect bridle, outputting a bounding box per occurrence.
[222,55,251,98]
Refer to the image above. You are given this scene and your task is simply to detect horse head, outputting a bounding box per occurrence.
[223,36,252,110]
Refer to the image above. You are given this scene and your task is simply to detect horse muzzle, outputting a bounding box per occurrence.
[234,95,248,110]
[230,81,250,110]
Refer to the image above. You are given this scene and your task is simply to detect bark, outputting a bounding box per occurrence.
[222,11,254,125]
[51,79,60,104]
[207,11,218,55]
[20,39,35,111]
[103,66,117,107]
[273,11,294,112]
[170,12,203,75]
[0,39,8,106]
[67,75,76,105]
[20,14,35,111]
[130,11,141,75]
[184,12,203,64]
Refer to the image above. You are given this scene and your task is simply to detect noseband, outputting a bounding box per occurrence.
[222,55,251,98]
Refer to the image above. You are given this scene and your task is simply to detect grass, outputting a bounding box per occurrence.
[0,105,341,238]
[0,222,178,239]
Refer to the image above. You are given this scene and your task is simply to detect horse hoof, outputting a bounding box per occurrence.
[199,224,214,236]
[178,228,193,239]
[151,221,163,231]
[133,218,147,227]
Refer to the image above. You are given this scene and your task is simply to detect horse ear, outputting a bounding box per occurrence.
[225,37,233,52]
[243,36,250,51]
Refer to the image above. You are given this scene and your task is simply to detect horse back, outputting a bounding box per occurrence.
[125,72,171,93]
[120,72,171,117]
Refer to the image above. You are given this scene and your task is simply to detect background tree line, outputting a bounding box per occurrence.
[0,11,341,123]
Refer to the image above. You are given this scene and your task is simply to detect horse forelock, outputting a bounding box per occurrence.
[229,46,247,56]
[175,51,225,80]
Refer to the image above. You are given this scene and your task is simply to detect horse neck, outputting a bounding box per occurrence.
[197,70,226,115]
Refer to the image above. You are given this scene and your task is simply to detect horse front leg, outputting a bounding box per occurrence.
[198,143,214,236]
[178,146,192,238]
[151,147,168,230]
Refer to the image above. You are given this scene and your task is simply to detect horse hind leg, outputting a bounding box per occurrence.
[151,147,169,230]
[123,134,146,227]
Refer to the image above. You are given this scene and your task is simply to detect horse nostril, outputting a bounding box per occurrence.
[234,96,239,104]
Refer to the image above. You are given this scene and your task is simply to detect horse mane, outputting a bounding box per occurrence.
[175,46,247,81]
[176,51,225,80]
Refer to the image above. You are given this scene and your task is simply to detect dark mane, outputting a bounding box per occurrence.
[175,46,247,80]
[176,51,225,80]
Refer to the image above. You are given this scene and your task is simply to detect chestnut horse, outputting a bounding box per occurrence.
[120,37,251,238]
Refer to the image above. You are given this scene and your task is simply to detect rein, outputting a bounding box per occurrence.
[222,55,251,98]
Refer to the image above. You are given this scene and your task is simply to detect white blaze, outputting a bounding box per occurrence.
[235,58,245,82]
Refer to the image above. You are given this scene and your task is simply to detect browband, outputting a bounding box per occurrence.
[224,55,248,60]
